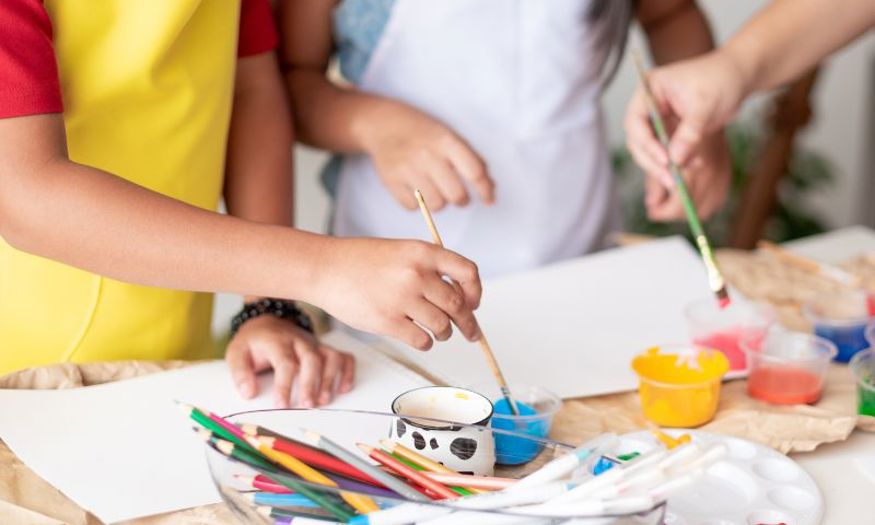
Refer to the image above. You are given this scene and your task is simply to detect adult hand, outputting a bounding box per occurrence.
[226,315,355,408]
[625,50,748,183]
[314,237,482,351]
[363,102,495,211]
[643,129,731,222]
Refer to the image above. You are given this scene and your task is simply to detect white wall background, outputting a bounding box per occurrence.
[215,1,875,333]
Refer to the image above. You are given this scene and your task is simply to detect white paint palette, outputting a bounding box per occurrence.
[616,430,823,525]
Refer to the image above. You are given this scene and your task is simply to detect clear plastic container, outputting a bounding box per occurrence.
[803,290,874,363]
[850,348,875,417]
[684,297,775,373]
[469,383,562,465]
[204,409,667,525]
[741,329,836,405]
[631,345,729,428]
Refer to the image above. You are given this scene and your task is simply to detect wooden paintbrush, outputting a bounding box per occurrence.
[413,189,520,415]
[631,50,731,308]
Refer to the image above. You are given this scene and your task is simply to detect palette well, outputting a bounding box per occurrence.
[617,430,823,525]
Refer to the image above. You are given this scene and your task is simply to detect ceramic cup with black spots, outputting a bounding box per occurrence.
[390,386,497,476]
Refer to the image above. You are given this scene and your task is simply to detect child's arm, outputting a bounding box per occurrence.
[626,0,875,173]
[222,50,354,409]
[279,0,494,211]
[0,114,483,351]
[629,0,730,222]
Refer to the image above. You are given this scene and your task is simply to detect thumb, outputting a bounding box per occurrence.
[226,345,258,399]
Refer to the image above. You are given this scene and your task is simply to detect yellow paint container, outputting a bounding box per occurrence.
[632,345,729,427]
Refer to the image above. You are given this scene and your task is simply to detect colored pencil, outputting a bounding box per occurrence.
[257,433,384,487]
[413,189,520,415]
[419,472,514,491]
[630,51,731,308]
[197,430,277,471]
[202,429,353,522]
[251,467,355,522]
[244,491,320,508]
[240,474,398,499]
[381,440,484,495]
[256,505,336,523]
[178,402,258,454]
[387,453,472,496]
[246,435,380,514]
[357,444,459,500]
[301,430,428,502]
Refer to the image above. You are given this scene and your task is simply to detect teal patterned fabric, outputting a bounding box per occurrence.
[323,0,396,201]
[333,0,396,83]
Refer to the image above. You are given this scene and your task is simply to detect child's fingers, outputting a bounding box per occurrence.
[424,154,469,206]
[413,175,446,212]
[628,141,673,189]
[405,299,453,342]
[267,349,299,409]
[317,346,345,405]
[338,352,355,394]
[386,180,419,210]
[434,249,482,311]
[294,343,324,409]
[422,278,478,342]
[226,345,258,400]
[445,136,494,205]
[391,317,434,351]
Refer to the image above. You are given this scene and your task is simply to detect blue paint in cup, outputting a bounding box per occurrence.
[804,291,874,363]
[491,399,548,465]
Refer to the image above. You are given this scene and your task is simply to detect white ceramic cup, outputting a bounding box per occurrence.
[390,386,496,476]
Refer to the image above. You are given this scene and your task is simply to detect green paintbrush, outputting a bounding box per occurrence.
[632,50,731,308]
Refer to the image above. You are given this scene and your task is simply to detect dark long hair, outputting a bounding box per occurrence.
[588,0,638,86]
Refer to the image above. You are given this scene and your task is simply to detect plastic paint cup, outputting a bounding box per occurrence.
[685,297,775,372]
[803,290,874,363]
[631,345,729,428]
[472,383,561,465]
[850,348,875,417]
[742,329,836,405]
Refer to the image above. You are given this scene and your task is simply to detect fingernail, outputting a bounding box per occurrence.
[238,381,255,399]
[299,398,315,409]
[319,392,332,405]
[274,397,290,409]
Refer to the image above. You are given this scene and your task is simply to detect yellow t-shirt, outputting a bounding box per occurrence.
[0,1,265,374]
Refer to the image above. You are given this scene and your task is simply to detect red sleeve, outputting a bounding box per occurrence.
[238,0,278,58]
[0,0,63,118]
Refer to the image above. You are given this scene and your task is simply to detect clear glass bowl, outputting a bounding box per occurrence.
[204,408,667,524]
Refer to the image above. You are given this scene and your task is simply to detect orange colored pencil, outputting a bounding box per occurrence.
[357,444,459,500]
[422,472,515,491]
[380,440,486,494]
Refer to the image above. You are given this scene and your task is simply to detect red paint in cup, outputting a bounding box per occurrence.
[747,366,824,405]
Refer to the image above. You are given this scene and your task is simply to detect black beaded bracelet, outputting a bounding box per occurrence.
[230,298,314,338]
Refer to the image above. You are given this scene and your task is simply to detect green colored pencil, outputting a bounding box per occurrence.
[387,452,473,496]
[177,401,258,455]
[201,429,356,522]
[631,50,731,308]
[197,430,277,471]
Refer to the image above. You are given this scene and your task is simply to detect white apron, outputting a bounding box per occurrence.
[333,0,619,277]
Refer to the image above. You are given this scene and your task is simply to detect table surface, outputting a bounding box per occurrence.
[783,226,875,525]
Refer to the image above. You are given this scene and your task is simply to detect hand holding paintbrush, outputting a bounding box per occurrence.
[631,50,731,308]
[414,189,521,415]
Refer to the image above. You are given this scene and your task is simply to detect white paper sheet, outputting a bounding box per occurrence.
[372,236,712,399]
[0,331,430,523]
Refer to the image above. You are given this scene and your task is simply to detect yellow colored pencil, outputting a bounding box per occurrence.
[244,436,379,514]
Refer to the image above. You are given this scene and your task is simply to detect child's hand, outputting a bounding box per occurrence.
[362,101,495,211]
[643,130,731,222]
[226,316,355,409]
[313,237,482,351]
